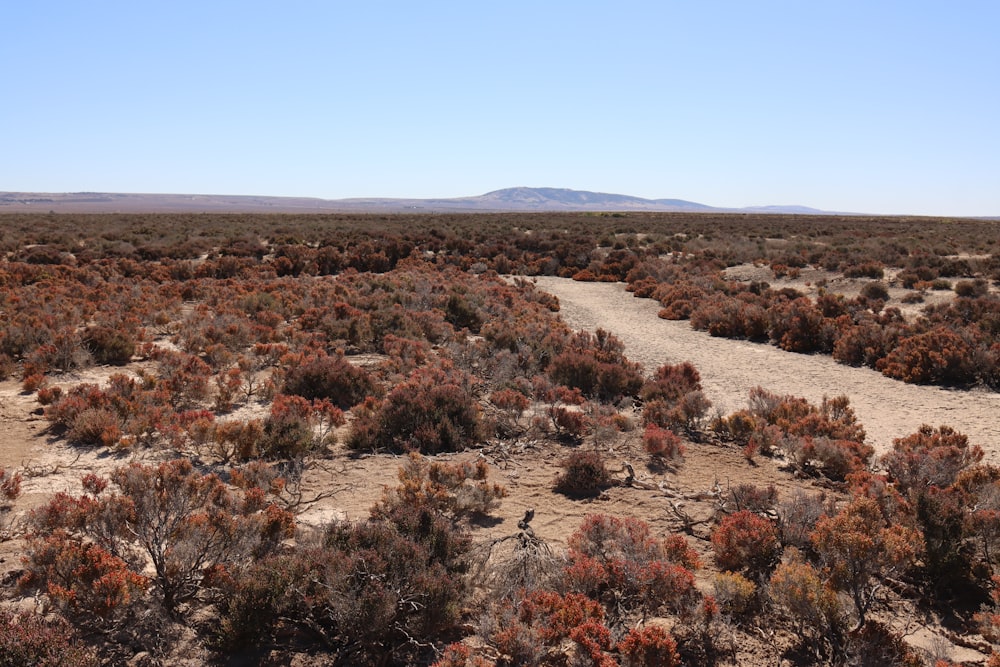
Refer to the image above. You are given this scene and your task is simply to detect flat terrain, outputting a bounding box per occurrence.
[532,276,1000,460]
[0,274,994,664]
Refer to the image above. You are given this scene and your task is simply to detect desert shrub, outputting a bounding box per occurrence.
[955,278,989,298]
[329,517,467,633]
[218,516,467,660]
[563,514,699,618]
[445,293,483,333]
[882,424,983,494]
[0,467,23,540]
[788,436,875,481]
[768,297,835,353]
[373,453,508,521]
[349,364,483,454]
[876,327,979,386]
[151,347,212,407]
[484,590,610,666]
[896,269,923,289]
[640,361,703,404]
[257,394,343,459]
[25,460,294,614]
[713,571,757,616]
[811,496,921,626]
[843,262,885,279]
[654,281,706,320]
[489,387,531,437]
[642,390,712,433]
[203,418,264,462]
[642,424,684,465]
[690,294,769,340]
[546,405,592,442]
[955,466,1000,568]
[746,387,867,445]
[0,467,21,511]
[281,350,377,409]
[547,329,643,402]
[67,407,123,447]
[554,450,612,497]
[832,321,896,368]
[777,489,830,549]
[711,510,781,574]
[618,624,681,667]
[21,532,148,620]
[736,388,871,479]
[711,411,758,445]
[0,609,100,667]
[769,551,846,651]
[728,483,777,515]
[82,325,136,366]
[974,575,1000,643]
[859,281,890,303]
[847,620,924,667]
[912,484,977,597]
[432,643,496,667]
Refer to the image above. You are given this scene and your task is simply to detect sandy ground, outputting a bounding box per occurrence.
[531,276,1000,461]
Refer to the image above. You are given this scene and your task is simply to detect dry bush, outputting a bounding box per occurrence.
[349,364,484,454]
[281,350,377,408]
[710,510,781,575]
[0,609,100,667]
[642,424,684,466]
[23,460,294,615]
[882,424,983,494]
[554,450,613,497]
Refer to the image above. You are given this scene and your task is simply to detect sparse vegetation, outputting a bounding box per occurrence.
[0,210,999,664]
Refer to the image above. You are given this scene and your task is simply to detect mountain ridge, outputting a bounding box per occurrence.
[0,187,834,215]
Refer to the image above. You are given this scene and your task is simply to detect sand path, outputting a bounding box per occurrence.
[532,277,1000,460]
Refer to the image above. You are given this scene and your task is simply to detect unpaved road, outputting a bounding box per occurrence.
[532,277,1000,460]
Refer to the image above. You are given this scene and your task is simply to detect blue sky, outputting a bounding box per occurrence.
[3,1,998,216]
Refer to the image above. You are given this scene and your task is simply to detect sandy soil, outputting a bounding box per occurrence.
[531,276,1000,461]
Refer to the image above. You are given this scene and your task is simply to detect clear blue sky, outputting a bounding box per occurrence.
[3,1,998,216]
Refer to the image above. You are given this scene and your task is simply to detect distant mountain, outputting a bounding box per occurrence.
[464,187,717,212]
[0,188,831,215]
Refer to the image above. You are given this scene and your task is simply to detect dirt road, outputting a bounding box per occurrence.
[532,277,1000,459]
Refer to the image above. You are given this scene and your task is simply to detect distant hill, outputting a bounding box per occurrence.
[0,188,832,215]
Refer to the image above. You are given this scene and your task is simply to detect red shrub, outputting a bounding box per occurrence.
[0,609,99,667]
[348,364,484,454]
[432,643,495,667]
[711,510,781,574]
[768,297,835,353]
[643,424,684,464]
[640,362,703,404]
[21,532,148,619]
[488,590,611,666]
[876,327,979,386]
[565,514,699,615]
[882,424,983,493]
[811,496,920,625]
[373,453,508,521]
[548,329,644,402]
[281,350,377,408]
[618,624,681,667]
[82,325,136,366]
[25,460,294,613]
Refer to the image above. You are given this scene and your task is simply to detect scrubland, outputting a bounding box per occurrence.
[1,210,1000,665]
